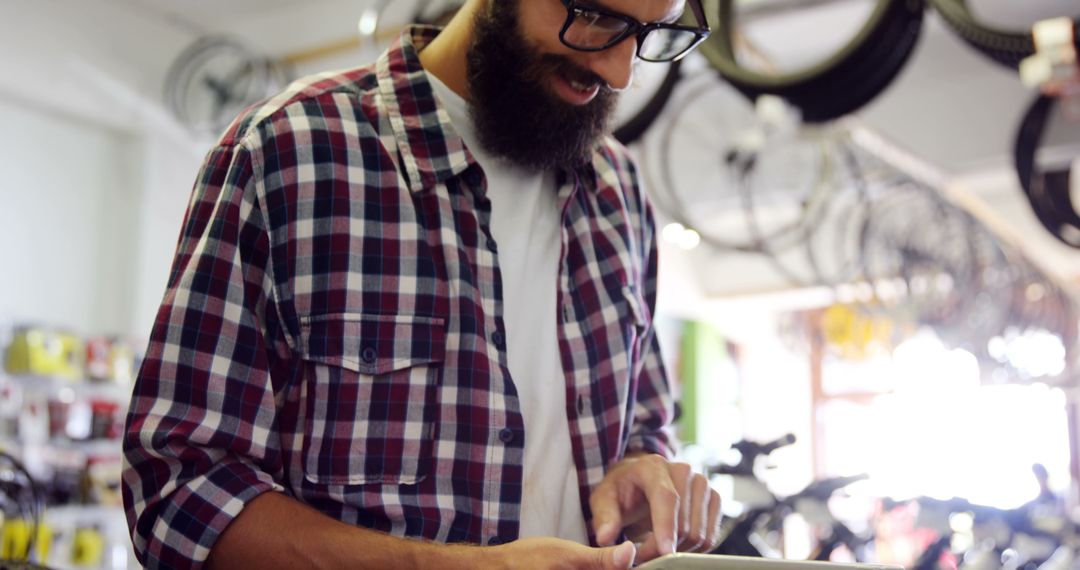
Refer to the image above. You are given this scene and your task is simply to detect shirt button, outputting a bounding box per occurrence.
[498,427,515,444]
[492,330,506,350]
[360,346,377,364]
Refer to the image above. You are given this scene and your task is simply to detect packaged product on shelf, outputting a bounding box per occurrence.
[84,336,135,385]
[4,326,83,380]
[4,328,82,380]
[89,399,122,440]
[0,374,21,440]
[84,337,111,381]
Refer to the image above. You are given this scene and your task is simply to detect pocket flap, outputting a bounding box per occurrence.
[300,313,446,375]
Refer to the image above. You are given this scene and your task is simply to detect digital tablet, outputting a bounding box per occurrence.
[635,554,903,570]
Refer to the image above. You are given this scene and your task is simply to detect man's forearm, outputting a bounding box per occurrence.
[206,491,483,570]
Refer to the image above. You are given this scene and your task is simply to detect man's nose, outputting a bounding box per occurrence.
[584,36,638,91]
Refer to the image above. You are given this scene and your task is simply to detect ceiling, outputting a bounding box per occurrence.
[97,0,1080,301]
[104,0,343,33]
[112,0,1080,34]
[105,0,1079,171]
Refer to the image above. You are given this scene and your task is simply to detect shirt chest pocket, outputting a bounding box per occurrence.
[298,313,445,485]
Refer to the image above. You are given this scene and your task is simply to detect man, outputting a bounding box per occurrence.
[122,0,719,568]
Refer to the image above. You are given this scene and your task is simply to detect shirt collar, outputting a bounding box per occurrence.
[378,26,475,193]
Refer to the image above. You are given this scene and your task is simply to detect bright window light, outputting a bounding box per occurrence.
[864,383,1068,508]
[822,330,1070,510]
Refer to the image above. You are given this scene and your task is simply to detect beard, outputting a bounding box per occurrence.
[465,0,618,171]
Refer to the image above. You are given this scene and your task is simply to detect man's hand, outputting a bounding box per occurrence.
[589,454,722,563]
[491,537,637,570]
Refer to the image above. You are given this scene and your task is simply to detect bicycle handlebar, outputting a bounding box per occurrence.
[798,473,869,500]
[710,433,797,476]
[736,433,797,456]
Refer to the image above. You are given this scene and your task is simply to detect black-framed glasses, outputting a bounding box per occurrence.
[558,0,711,62]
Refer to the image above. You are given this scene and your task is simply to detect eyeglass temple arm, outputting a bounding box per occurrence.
[688,0,710,31]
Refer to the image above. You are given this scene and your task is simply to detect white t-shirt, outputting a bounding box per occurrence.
[427,72,589,544]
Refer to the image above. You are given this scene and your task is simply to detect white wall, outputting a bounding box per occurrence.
[0,93,199,341]
[0,97,138,335]
[0,0,205,340]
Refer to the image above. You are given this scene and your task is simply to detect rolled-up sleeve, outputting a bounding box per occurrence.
[122,141,287,569]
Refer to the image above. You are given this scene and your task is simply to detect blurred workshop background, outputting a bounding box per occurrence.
[2,0,1080,568]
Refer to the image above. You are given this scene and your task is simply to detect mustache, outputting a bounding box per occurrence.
[533,53,612,93]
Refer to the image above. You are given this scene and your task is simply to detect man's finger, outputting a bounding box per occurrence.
[642,458,680,556]
[632,532,661,563]
[682,474,710,552]
[590,483,626,546]
[669,462,692,544]
[703,488,723,552]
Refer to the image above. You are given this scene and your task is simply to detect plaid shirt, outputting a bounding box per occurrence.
[123,27,675,569]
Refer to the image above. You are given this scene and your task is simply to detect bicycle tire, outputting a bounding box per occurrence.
[1014,94,1080,248]
[697,0,925,123]
[927,0,1035,70]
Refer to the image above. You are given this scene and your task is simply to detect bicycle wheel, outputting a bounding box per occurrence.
[697,0,925,122]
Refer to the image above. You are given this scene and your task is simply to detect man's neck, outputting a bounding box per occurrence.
[418,0,482,102]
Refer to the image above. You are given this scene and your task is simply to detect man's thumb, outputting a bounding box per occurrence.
[603,541,637,570]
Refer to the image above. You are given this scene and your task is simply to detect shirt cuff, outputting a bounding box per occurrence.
[626,429,678,461]
[140,460,283,569]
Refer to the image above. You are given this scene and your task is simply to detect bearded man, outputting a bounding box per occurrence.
[123,1,718,568]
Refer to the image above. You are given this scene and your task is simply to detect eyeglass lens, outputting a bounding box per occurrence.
[639,28,699,60]
[563,9,631,48]
[563,6,700,61]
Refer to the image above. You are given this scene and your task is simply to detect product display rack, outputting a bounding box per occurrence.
[1,329,138,570]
